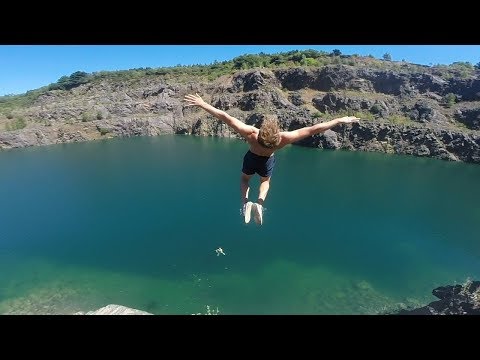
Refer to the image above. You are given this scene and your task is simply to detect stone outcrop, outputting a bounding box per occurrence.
[75,304,152,315]
[396,280,480,315]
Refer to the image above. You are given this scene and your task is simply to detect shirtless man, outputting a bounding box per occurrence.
[184,93,360,225]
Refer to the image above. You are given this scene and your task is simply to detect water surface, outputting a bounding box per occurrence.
[0,135,478,314]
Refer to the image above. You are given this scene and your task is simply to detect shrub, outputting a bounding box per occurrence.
[5,116,27,131]
[442,93,457,107]
[388,115,411,125]
[370,104,382,114]
[81,112,94,122]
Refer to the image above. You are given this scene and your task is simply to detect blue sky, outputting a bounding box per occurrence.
[0,45,479,96]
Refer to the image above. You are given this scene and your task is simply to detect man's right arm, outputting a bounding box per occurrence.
[280,116,360,145]
[184,93,255,138]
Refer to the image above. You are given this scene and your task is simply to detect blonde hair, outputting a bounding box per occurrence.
[258,115,281,148]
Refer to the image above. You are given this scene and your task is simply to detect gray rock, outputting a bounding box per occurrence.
[75,304,152,315]
[454,107,480,130]
[396,280,480,315]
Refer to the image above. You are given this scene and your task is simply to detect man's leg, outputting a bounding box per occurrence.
[241,172,253,205]
[253,176,271,225]
[241,172,254,223]
[257,176,271,206]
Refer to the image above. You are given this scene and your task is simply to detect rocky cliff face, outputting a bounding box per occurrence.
[1,65,479,164]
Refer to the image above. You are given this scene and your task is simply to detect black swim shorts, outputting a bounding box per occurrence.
[242,150,276,177]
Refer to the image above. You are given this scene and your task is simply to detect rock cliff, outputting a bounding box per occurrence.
[1,55,479,164]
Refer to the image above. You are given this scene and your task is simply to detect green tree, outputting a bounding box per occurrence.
[302,49,322,59]
[232,54,264,69]
[332,49,342,56]
[383,53,392,61]
[49,71,91,91]
[301,57,319,66]
[69,71,89,85]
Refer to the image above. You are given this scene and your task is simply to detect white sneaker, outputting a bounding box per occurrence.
[243,201,253,223]
[252,203,263,225]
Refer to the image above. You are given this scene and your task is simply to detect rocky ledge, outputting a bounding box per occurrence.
[396,280,480,315]
[75,304,152,315]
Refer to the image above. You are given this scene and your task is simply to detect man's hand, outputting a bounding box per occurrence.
[337,116,360,124]
[184,93,206,107]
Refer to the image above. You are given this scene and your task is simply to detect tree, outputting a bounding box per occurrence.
[332,49,342,56]
[232,54,264,69]
[474,62,480,69]
[302,49,322,59]
[383,53,392,61]
[49,71,91,91]
[69,71,89,84]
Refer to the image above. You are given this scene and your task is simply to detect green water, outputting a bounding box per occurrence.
[0,135,479,314]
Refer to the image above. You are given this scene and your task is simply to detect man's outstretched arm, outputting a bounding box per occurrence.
[280,116,360,145]
[184,93,255,138]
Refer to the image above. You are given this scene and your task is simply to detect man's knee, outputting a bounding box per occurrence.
[241,173,253,182]
[259,176,271,184]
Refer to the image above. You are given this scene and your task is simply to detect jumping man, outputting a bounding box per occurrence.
[184,93,360,225]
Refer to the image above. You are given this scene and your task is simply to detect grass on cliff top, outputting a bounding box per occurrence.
[1,49,478,111]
